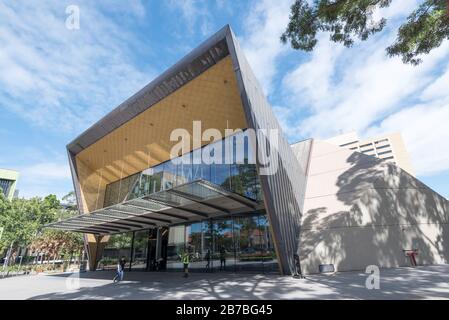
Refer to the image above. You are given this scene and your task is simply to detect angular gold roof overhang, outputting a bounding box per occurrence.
[73,54,248,214]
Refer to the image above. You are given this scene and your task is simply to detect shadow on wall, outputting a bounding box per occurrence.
[300,152,449,274]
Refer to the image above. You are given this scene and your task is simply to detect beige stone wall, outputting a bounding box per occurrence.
[298,140,449,274]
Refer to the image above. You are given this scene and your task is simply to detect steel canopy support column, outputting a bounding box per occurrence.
[156,228,162,262]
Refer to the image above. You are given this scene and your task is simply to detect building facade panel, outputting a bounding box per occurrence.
[298,139,449,273]
[226,29,308,275]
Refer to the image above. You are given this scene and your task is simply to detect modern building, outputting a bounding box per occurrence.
[47,25,305,275]
[47,25,449,275]
[292,139,448,274]
[0,168,19,200]
[325,131,415,176]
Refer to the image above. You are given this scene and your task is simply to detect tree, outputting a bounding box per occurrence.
[29,229,83,264]
[0,194,60,256]
[0,191,82,266]
[281,0,449,65]
[61,191,77,211]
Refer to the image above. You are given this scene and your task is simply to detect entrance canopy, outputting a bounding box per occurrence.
[45,180,263,235]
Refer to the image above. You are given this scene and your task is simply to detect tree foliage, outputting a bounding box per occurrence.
[0,191,82,259]
[0,193,59,252]
[29,229,83,260]
[281,0,449,65]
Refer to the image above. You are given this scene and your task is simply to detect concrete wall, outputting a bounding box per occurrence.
[297,139,449,274]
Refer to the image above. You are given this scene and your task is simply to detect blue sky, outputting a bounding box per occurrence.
[0,0,448,200]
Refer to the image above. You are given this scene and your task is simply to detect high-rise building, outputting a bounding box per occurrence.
[0,168,19,201]
[325,131,415,176]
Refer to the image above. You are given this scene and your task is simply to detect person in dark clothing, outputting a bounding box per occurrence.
[113,257,126,283]
[219,246,226,271]
[205,249,211,271]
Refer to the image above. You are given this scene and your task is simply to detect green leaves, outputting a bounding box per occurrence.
[281,0,449,65]
[281,0,319,51]
[0,192,78,254]
[387,0,449,65]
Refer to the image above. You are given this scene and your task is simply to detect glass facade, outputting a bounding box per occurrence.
[98,213,278,273]
[104,173,139,207]
[103,130,263,206]
[99,232,133,270]
[97,131,278,274]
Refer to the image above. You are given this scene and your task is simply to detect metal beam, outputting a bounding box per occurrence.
[167,189,231,214]
[108,209,171,224]
[92,211,160,226]
[56,223,125,233]
[147,198,209,218]
[199,181,257,209]
[123,203,190,221]
[121,205,173,223]
[76,214,150,229]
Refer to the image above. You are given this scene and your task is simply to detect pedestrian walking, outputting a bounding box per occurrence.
[113,256,127,283]
[205,249,211,271]
[181,250,190,278]
[219,246,226,271]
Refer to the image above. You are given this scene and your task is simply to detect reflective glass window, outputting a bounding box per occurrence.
[212,219,235,271]
[234,216,263,271]
[166,225,186,269]
[131,230,149,270]
[98,232,133,270]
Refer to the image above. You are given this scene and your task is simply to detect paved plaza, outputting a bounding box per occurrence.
[1,264,449,300]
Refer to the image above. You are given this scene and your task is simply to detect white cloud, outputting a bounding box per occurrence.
[0,0,154,134]
[240,0,293,95]
[276,2,449,177]
[366,101,449,176]
[20,162,71,180]
[14,161,73,200]
[166,0,214,36]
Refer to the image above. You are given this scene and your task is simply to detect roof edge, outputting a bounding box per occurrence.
[67,24,233,155]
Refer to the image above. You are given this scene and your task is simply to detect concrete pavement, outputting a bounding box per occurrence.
[1,264,449,300]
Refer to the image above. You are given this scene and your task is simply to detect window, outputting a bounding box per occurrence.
[166,225,186,269]
[99,232,133,270]
[376,144,390,150]
[360,143,373,148]
[104,130,262,206]
[0,179,13,197]
[339,140,359,147]
[103,173,139,207]
[131,230,150,270]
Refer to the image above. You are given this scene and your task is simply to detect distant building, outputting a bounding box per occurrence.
[0,169,19,200]
[325,131,415,176]
[292,138,448,274]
